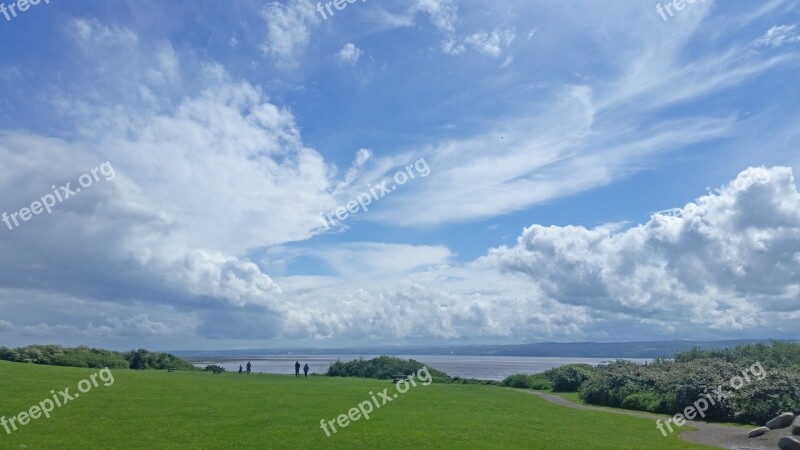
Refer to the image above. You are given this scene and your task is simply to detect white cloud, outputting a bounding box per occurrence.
[260,0,318,68]
[145,42,180,85]
[0,21,344,343]
[442,27,516,57]
[270,242,452,280]
[337,43,363,65]
[68,18,139,49]
[3,3,800,348]
[368,86,736,226]
[755,24,800,47]
[365,2,792,227]
[464,28,516,57]
[412,0,458,33]
[337,148,373,189]
[255,167,800,342]
[484,166,800,333]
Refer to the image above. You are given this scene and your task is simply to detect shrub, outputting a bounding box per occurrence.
[204,364,225,372]
[621,392,662,413]
[542,364,595,392]
[450,377,500,385]
[501,373,553,390]
[326,356,449,380]
[528,374,553,390]
[728,370,800,425]
[577,342,800,425]
[123,349,195,370]
[502,374,533,389]
[0,345,195,371]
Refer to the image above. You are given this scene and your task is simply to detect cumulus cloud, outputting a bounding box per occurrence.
[3,5,799,349]
[336,43,363,65]
[3,160,798,346]
[0,19,339,345]
[484,166,800,334]
[256,167,800,342]
[269,266,592,342]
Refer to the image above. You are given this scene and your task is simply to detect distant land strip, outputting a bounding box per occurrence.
[173,339,794,359]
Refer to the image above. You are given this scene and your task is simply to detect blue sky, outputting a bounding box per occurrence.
[0,0,799,350]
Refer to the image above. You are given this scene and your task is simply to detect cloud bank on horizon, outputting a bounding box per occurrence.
[0,0,799,349]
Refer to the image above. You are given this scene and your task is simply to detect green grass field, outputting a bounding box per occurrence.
[0,361,714,449]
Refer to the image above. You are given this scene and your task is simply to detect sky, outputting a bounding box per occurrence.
[0,0,799,351]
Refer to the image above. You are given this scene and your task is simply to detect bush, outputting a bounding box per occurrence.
[450,376,501,386]
[576,342,800,425]
[123,349,195,370]
[501,373,553,390]
[326,356,449,380]
[502,374,533,389]
[0,345,129,369]
[621,392,662,413]
[728,371,800,425]
[528,374,553,390]
[204,364,225,372]
[542,364,595,392]
[0,345,196,371]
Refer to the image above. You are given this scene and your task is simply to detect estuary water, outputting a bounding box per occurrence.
[188,355,651,381]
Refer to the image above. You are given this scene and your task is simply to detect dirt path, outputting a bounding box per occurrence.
[522,390,791,450]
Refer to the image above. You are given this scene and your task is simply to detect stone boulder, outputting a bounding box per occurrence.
[767,412,796,430]
[747,426,769,437]
[779,436,800,450]
[793,416,800,436]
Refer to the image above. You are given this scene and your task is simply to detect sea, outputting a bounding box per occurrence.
[187,355,651,381]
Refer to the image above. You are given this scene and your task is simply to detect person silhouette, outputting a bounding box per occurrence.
[295,361,301,377]
[246,361,252,374]
[303,363,310,378]
[238,365,243,374]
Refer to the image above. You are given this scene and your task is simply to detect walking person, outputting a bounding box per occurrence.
[238,365,243,374]
[303,363,310,378]
[246,361,252,374]
[294,361,301,377]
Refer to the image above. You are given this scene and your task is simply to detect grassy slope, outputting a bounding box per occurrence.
[543,390,751,430]
[0,361,713,449]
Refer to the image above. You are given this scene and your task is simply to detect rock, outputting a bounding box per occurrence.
[767,412,796,430]
[794,417,800,436]
[779,437,800,450]
[747,426,769,437]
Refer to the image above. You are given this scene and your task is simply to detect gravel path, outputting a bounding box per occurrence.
[522,390,792,450]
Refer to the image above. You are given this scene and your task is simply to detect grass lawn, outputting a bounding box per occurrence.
[0,361,715,449]
[541,390,752,430]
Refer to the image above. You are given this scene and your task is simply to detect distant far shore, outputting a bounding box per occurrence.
[171,338,788,359]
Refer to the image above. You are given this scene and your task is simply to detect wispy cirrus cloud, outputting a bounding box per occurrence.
[260,0,319,68]
[755,24,800,47]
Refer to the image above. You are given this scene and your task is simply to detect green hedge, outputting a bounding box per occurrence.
[501,373,552,390]
[541,364,595,392]
[545,342,800,425]
[0,345,196,371]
